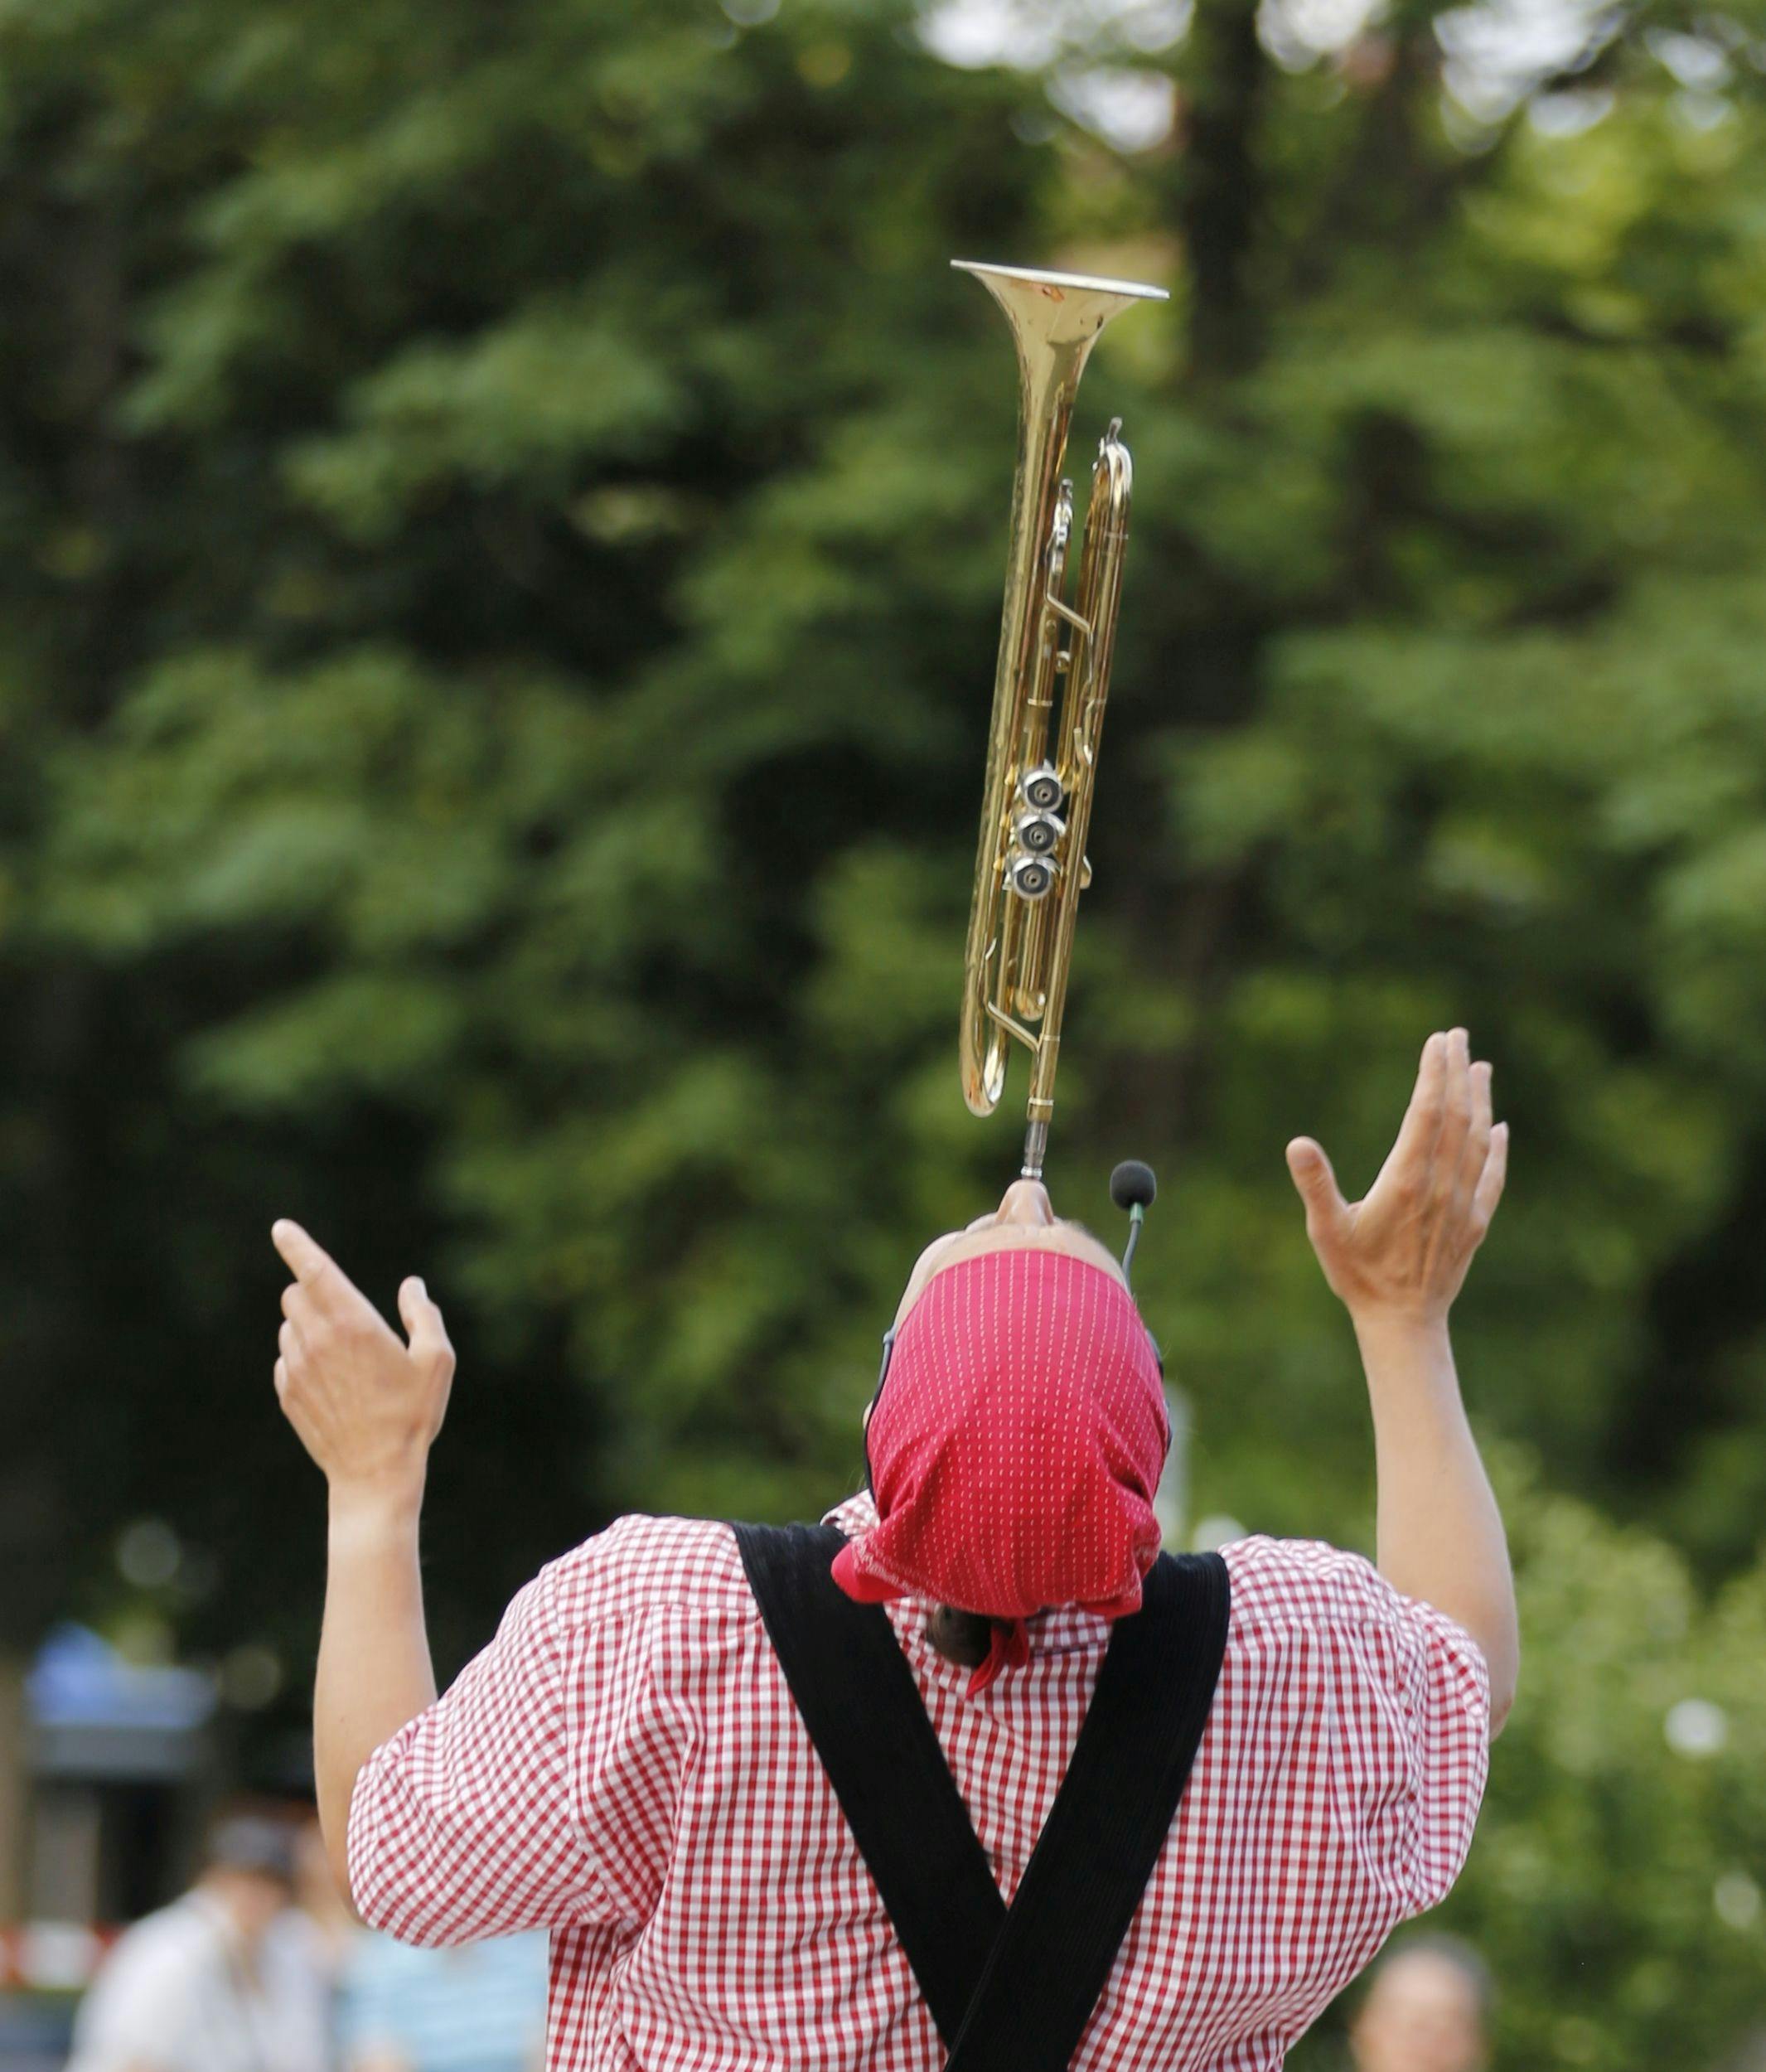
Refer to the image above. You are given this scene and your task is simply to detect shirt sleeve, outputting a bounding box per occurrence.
[1382,1582,1492,1915]
[348,1557,617,1945]
[1235,1536,1492,1920]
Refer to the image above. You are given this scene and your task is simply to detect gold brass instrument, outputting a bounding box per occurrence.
[953,259,1168,1181]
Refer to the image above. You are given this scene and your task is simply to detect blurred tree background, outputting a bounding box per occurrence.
[2,0,1766,2057]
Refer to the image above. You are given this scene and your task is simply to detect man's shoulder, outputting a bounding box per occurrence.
[99,1896,216,1971]
[541,1510,762,1629]
[1219,1532,1412,1642]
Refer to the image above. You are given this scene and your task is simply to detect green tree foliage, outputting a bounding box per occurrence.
[6,0,1766,2052]
[0,0,1052,1663]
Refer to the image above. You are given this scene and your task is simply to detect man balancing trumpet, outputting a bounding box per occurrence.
[270,1025,1513,2069]
[269,262,1516,2071]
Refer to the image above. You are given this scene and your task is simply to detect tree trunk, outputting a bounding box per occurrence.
[1178,0,1268,380]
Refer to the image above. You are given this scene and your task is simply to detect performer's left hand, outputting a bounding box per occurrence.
[1285,1028,1505,1332]
[270,1220,454,1513]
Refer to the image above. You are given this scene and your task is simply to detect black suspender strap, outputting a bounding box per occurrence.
[731,1521,1231,2072]
[942,1544,1230,2072]
[731,1523,1007,2050]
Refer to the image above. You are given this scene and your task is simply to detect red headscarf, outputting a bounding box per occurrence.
[832,1246,1169,1695]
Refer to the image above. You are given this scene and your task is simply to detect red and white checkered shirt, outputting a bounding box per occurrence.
[350,1492,1489,2070]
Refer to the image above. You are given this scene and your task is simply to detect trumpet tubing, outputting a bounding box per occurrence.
[952,259,1167,1181]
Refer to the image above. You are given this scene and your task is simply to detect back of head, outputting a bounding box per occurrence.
[838,1246,1169,1692]
[203,1810,298,1890]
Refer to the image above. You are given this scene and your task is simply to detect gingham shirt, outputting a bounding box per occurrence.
[350,1492,1489,2071]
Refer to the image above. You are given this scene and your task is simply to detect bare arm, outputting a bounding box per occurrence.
[1285,1028,1518,1734]
[272,1220,455,1900]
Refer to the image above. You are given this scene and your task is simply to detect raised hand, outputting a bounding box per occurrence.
[1285,1028,1508,1329]
[271,1220,454,1507]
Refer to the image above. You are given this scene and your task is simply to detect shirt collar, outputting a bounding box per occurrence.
[821,1488,878,1538]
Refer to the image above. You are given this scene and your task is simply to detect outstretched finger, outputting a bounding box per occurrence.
[1433,1029,1473,1188]
[271,1218,364,1321]
[1372,1031,1448,1198]
[398,1276,454,1372]
[1453,1059,1494,1210]
[273,1219,334,1288]
[1286,1136,1351,1247]
[1471,1121,1510,1230]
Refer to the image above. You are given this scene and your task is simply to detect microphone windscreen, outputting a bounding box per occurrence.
[1109,1159,1158,1213]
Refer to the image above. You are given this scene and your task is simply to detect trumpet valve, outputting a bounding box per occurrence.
[1018,763,1066,813]
[1004,848,1059,902]
[1013,806,1065,858]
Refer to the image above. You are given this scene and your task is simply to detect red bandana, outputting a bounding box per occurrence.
[832,1246,1169,1696]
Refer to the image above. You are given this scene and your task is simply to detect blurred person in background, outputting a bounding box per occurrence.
[293,1804,358,1975]
[269,1026,1516,2068]
[291,1805,357,2055]
[338,1933,547,2072]
[1348,1935,1493,2072]
[66,1811,332,2072]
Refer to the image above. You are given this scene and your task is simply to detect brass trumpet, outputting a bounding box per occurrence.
[953,260,1167,1181]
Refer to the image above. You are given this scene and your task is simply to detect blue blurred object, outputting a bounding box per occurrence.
[339,1932,548,2072]
[0,1992,74,2072]
[30,1627,214,1732]
[28,1627,213,1786]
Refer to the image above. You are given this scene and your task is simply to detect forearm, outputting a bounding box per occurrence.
[316,1484,438,1901]
[1353,1311,1518,1732]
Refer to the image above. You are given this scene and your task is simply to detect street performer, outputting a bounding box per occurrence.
[270,1025,1517,2070]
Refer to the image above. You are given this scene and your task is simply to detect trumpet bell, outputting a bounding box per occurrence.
[950,260,1166,348]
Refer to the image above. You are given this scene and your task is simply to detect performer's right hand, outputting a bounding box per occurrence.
[270,1219,455,1510]
[1283,1027,1508,1330]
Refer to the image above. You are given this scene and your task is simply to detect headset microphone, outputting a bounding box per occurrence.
[1110,1159,1158,1289]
